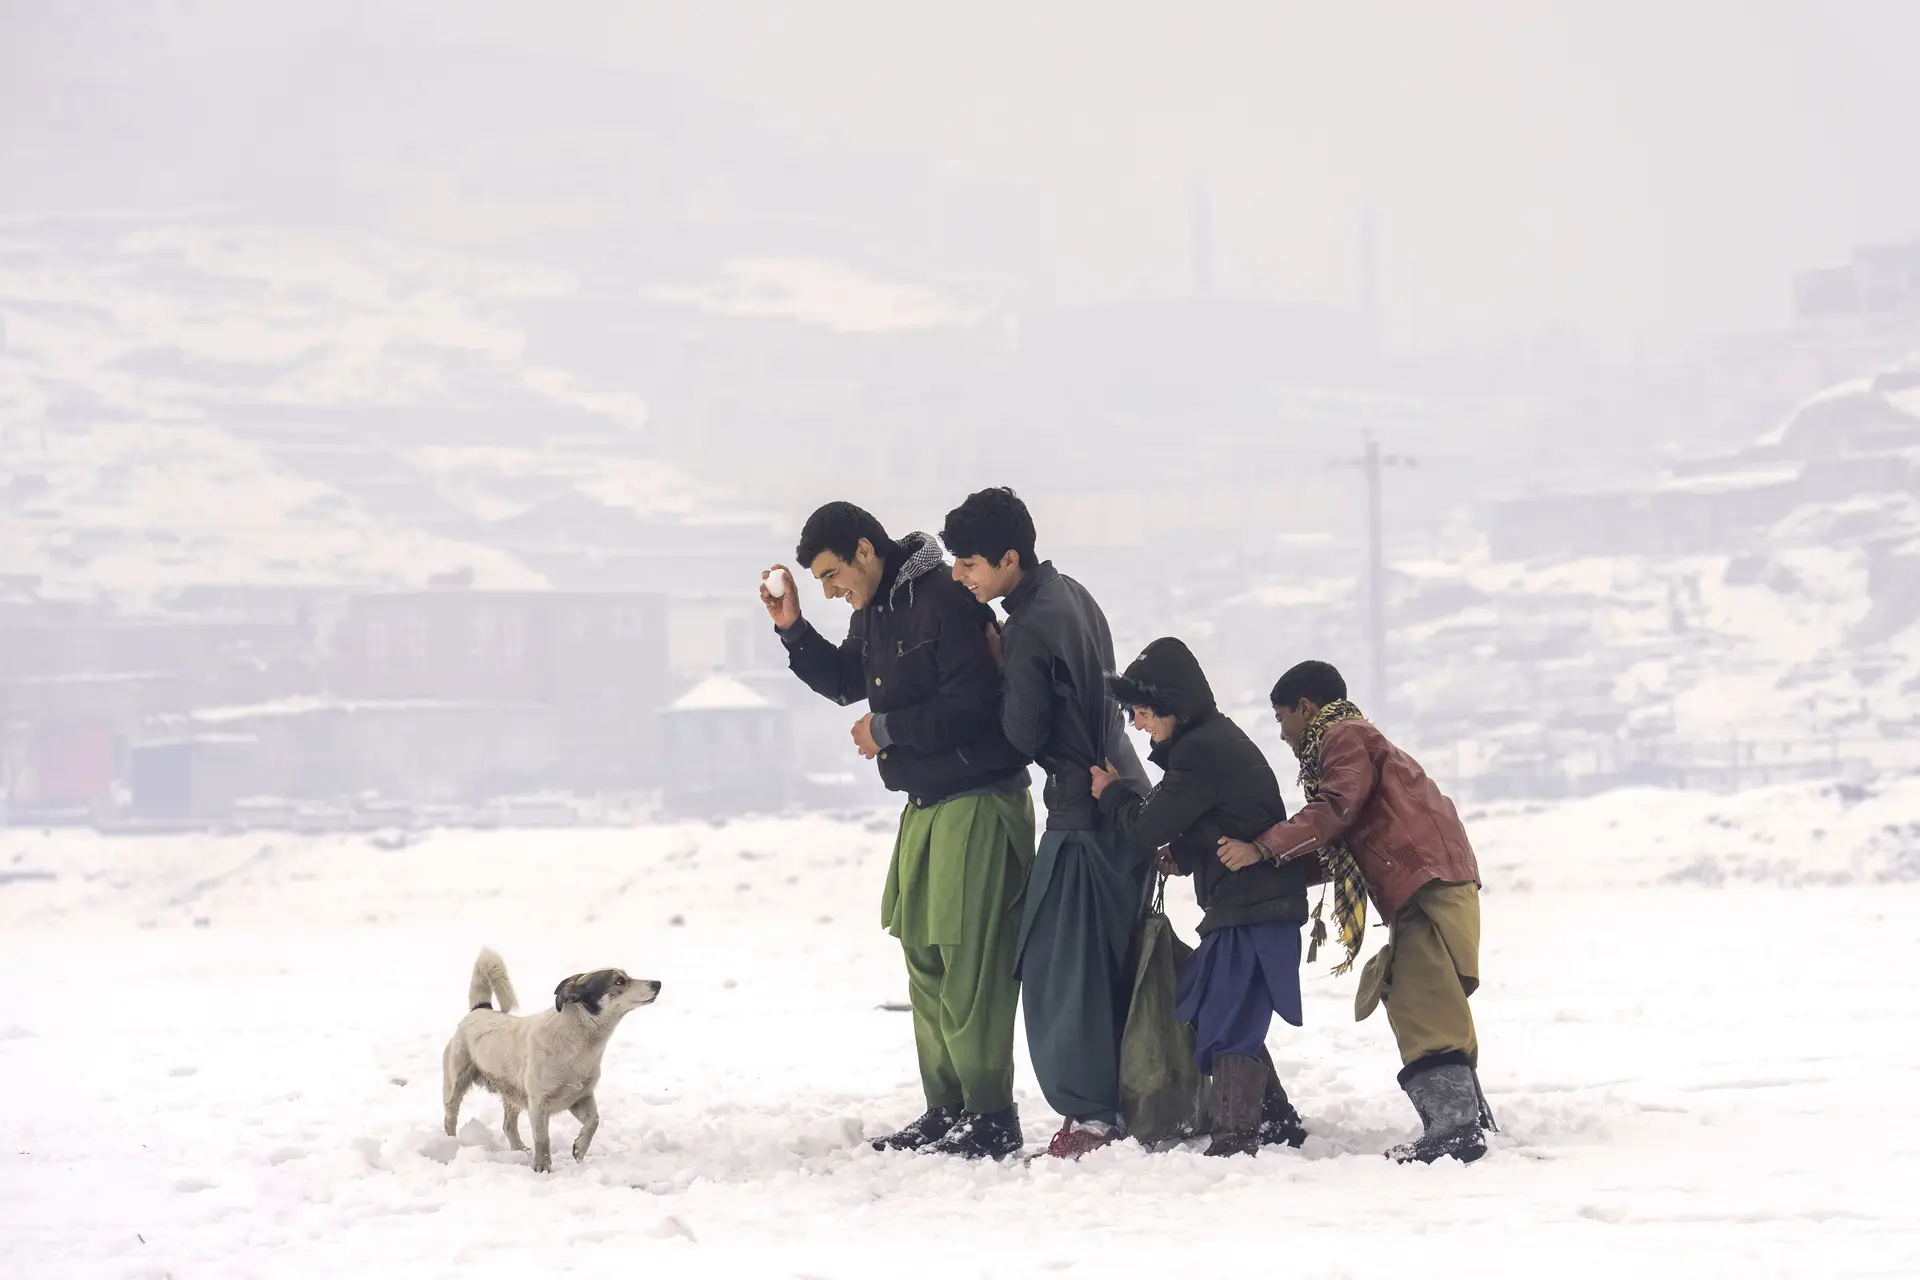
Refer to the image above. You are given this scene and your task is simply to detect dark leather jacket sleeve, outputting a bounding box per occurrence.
[1257,723,1378,862]
[997,624,1056,761]
[781,615,867,707]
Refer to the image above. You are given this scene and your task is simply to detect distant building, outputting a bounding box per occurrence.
[126,735,258,823]
[158,582,351,628]
[1485,380,1920,562]
[0,609,316,707]
[1795,239,1920,326]
[660,674,790,816]
[1,672,182,818]
[331,587,670,787]
[137,699,560,814]
[7,717,117,816]
[667,593,790,683]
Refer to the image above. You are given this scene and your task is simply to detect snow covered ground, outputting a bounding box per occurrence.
[4,785,1919,1278]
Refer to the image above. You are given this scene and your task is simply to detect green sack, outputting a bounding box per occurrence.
[1119,877,1210,1145]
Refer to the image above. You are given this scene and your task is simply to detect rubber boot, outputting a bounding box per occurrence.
[1203,1055,1265,1157]
[1255,1047,1307,1148]
[1388,1056,1487,1165]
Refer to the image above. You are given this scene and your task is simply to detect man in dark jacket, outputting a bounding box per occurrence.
[941,487,1152,1159]
[1091,637,1314,1157]
[1217,660,1492,1165]
[763,501,1035,1160]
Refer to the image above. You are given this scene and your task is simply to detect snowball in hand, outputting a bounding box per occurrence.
[763,567,788,599]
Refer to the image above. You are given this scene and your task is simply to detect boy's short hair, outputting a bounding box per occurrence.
[796,502,894,568]
[939,487,1038,570]
[1270,661,1347,709]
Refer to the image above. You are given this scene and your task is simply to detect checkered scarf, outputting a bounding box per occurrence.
[1298,699,1370,976]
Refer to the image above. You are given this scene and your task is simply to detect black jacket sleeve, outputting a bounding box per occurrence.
[780,615,866,707]
[1097,741,1217,856]
[877,592,1005,753]
[998,622,1056,761]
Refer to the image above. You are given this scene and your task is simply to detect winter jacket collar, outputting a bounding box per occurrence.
[1002,560,1058,617]
[1146,705,1216,770]
[882,531,946,610]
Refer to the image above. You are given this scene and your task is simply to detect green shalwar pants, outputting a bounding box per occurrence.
[1013,828,1152,1126]
[882,790,1036,1114]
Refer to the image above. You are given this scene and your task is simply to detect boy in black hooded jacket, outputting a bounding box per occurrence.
[1092,637,1314,1156]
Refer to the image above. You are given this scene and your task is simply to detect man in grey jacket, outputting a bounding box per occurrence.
[941,487,1154,1159]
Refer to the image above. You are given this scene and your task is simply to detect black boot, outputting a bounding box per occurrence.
[1388,1054,1487,1165]
[925,1105,1023,1160]
[872,1103,961,1152]
[1472,1067,1499,1133]
[1255,1050,1308,1148]
[1203,1055,1264,1157]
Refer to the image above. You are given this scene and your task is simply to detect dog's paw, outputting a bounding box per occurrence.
[443,1119,457,1138]
[532,1152,552,1173]
[572,1137,591,1161]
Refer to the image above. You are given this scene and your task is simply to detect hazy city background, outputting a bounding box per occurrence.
[7,0,1920,828]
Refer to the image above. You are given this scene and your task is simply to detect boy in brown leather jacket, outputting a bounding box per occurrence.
[1216,660,1494,1164]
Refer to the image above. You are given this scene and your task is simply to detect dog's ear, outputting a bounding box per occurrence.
[554,970,615,1015]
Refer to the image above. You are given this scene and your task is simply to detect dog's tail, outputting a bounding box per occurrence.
[468,948,519,1014]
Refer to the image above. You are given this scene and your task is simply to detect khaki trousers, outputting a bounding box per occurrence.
[1354,881,1480,1067]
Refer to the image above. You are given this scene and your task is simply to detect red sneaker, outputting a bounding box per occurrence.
[1042,1119,1121,1160]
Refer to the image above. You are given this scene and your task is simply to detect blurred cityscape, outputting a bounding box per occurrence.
[6,11,1920,828]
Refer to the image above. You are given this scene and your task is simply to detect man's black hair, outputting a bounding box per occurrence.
[796,501,895,568]
[939,487,1038,571]
[1270,660,1347,709]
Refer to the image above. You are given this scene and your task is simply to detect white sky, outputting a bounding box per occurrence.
[434,0,1920,357]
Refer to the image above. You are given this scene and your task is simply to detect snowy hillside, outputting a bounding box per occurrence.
[1178,372,1920,797]
[3,786,1918,1276]
[0,222,740,604]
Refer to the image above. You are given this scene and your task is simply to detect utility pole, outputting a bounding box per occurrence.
[1189,183,1213,297]
[1333,434,1415,720]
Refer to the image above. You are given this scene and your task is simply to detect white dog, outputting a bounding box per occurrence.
[442,948,661,1172]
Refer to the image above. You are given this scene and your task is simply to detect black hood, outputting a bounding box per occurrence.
[1106,636,1216,720]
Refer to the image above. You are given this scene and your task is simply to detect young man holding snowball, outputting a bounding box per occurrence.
[762,500,1034,1160]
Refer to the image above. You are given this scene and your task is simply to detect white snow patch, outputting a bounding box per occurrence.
[652,258,985,332]
[1227,579,1351,610]
[1752,375,1879,446]
[1653,465,1802,494]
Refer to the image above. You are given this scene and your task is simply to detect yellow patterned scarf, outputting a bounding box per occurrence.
[1298,699,1370,976]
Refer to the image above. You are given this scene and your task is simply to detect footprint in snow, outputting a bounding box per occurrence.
[415,1135,459,1165]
